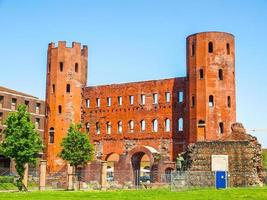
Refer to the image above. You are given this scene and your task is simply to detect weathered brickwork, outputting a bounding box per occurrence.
[44,32,241,185]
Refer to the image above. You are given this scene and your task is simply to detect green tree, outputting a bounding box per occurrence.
[0,105,43,191]
[59,123,94,190]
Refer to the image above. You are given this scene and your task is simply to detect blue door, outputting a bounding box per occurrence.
[215,171,227,189]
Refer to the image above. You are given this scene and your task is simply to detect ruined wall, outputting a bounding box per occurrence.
[82,78,187,162]
[183,123,263,186]
[44,41,88,172]
[186,32,236,143]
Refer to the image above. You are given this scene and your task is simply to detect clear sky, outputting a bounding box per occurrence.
[0,1,266,146]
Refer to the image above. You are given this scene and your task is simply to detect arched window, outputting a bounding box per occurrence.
[208,42,213,53]
[60,62,64,71]
[219,122,224,134]
[192,96,195,108]
[199,69,204,79]
[86,123,90,133]
[165,118,171,132]
[49,127,55,143]
[178,118,183,132]
[152,119,158,132]
[226,43,230,55]
[227,96,231,108]
[128,120,134,132]
[218,69,223,80]
[209,95,214,107]
[191,43,195,56]
[96,122,100,134]
[75,63,79,72]
[118,121,122,134]
[58,105,62,114]
[106,122,111,134]
[140,120,146,132]
[66,84,71,93]
[198,120,205,127]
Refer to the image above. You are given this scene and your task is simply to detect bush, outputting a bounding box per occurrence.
[0,176,15,183]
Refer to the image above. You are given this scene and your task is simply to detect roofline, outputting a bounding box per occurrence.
[186,31,235,39]
[0,86,42,100]
[85,76,186,89]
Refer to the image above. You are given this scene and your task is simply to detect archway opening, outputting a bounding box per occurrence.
[105,153,119,182]
[164,167,174,183]
[131,152,151,186]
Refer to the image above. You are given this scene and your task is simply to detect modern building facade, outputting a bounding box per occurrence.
[44,32,236,184]
[0,86,45,173]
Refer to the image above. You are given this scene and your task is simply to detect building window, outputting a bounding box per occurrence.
[107,97,111,107]
[226,43,230,55]
[129,95,134,105]
[153,93,158,104]
[106,122,111,134]
[199,69,204,79]
[208,42,213,53]
[52,84,55,93]
[66,84,71,93]
[96,122,100,134]
[178,91,183,103]
[209,95,214,107]
[96,98,100,108]
[152,119,158,132]
[227,96,231,108]
[140,120,146,132]
[178,118,183,132]
[11,98,17,110]
[219,122,224,134]
[36,103,41,114]
[35,118,40,129]
[191,43,195,56]
[118,96,122,106]
[165,118,171,132]
[49,127,55,144]
[0,112,3,125]
[198,120,205,127]
[60,62,64,71]
[86,99,90,108]
[0,96,3,108]
[86,123,90,133]
[48,63,51,73]
[218,69,223,80]
[118,121,122,134]
[75,63,79,72]
[128,120,134,132]
[58,105,62,114]
[141,94,146,105]
[192,96,195,108]
[165,92,170,103]
[25,100,29,111]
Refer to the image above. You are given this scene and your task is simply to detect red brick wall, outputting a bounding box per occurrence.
[82,78,187,162]
[186,32,236,143]
[44,41,88,172]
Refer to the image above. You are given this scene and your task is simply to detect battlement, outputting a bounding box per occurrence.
[48,41,88,54]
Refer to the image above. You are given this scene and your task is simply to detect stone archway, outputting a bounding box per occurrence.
[127,146,159,186]
[105,153,120,182]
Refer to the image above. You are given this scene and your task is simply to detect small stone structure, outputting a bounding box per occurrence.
[182,123,264,187]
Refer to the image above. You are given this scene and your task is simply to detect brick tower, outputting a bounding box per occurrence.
[186,32,236,143]
[44,41,88,172]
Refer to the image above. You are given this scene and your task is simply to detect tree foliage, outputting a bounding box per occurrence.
[60,123,94,169]
[0,105,43,191]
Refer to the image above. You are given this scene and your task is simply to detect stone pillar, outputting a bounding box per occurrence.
[23,164,28,189]
[100,161,107,190]
[39,160,47,191]
[67,164,74,190]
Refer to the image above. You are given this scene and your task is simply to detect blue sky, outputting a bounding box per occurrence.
[0,1,266,146]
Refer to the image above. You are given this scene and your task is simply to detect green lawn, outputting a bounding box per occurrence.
[0,187,266,200]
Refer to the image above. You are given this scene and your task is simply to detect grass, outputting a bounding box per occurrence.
[0,187,266,200]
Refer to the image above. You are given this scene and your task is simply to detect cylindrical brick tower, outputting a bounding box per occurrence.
[186,32,236,143]
[44,41,88,172]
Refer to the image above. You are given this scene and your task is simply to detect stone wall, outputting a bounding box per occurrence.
[183,123,264,187]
